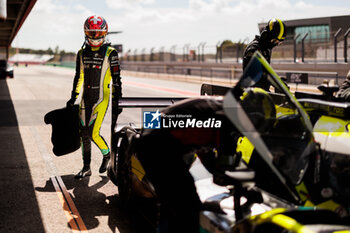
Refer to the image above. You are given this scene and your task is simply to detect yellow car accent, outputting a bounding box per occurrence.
[270,214,315,233]
[316,199,342,212]
[275,105,297,118]
[304,199,343,215]
[251,208,316,233]
[255,52,313,132]
[295,182,310,202]
[252,208,286,221]
[314,115,350,137]
[131,155,146,181]
[237,136,254,164]
[304,200,315,207]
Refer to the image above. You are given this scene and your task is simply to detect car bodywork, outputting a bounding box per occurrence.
[0,60,14,78]
[108,52,350,232]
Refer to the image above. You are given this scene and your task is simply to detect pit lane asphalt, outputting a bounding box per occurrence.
[0,65,202,233]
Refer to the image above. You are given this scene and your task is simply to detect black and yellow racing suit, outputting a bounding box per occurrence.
[69,43,122,166]
[242,35,272,91]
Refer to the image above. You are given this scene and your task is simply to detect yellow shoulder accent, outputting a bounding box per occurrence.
[106,46,115,57]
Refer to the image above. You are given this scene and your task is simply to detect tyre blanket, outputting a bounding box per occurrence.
[44,105,80,156]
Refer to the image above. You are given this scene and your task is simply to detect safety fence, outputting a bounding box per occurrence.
[121,62,343,86]
[120,28,350,64]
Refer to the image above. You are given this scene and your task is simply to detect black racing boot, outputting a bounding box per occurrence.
[99,153,110,173]
[75,165,91,179]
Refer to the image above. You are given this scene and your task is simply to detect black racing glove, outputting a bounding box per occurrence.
[66,98,75,108]
[67,91,78,108]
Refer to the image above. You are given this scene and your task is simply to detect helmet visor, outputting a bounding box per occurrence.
[85,29,107,39]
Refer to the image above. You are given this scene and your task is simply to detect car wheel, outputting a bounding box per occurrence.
[116,128,135,204]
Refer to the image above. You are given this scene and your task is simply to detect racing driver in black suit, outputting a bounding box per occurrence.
[67,15,122,179]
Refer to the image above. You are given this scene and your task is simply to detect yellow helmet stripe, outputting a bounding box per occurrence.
[269,19,275,31]
[277,18,285,40]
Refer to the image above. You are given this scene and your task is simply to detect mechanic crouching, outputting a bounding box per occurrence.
[135,97,238,233]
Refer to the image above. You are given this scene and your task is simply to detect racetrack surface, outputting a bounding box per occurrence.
[0,65,204,233]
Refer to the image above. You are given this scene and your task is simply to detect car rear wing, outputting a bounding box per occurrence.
[298,98,350,119]
[118,97,186,108]
[200,83,231,96]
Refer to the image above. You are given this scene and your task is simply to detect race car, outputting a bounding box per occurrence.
[108,52,350,232]
[0,60,14,79]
